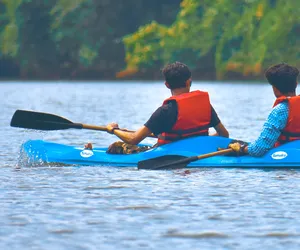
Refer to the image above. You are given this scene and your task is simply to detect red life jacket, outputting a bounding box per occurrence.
[157,90,211,145]
[273,95,300,147]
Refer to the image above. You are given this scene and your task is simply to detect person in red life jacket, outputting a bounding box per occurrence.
[85,62,229,153]
[228,63,300,156]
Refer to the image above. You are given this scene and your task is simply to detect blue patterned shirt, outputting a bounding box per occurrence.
[248,102,289,157]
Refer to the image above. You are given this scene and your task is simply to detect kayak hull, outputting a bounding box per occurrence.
[21,136,300,168]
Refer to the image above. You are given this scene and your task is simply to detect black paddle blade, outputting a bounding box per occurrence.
[138,155,190,170]
[10,110,82,130]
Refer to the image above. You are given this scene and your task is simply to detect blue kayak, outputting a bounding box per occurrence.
[21,136,300,168]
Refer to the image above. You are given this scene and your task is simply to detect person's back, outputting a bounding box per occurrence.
[156,90,212,145]
[272,95,300,146]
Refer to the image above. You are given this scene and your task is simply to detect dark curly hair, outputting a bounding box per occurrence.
[265,63,299,93]
[162,62,191,89]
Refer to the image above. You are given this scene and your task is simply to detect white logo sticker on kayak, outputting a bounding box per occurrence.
[271,151,287,160]
[80,150,94,158]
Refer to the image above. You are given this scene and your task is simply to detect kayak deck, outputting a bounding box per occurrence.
[21,136,300,168]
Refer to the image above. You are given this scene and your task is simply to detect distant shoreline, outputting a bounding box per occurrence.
[0,70,266,82]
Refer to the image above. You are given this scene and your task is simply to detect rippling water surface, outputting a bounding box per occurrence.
[1,82,300,250]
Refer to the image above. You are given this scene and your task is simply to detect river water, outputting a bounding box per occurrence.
[1,82,300,250]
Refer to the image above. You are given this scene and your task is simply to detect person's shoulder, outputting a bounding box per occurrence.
[270,102,289,119]
[272,101,289,112]
[151,101,176,117]
[161,100,177,109]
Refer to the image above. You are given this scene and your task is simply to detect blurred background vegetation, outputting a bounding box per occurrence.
[0,0,299,80]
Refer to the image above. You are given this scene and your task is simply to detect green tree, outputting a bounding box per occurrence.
[123,0,300,79]
[0,0,181,79]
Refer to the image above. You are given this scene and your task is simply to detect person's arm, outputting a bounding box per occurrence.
[108,103,176,145]
[212,122,229,137]
[246,103,288,156]
[209,105,229,137]
[108,124,152,145]
[229,102,289,156]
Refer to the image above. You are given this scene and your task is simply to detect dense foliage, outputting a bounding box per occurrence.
[123,0,300,79]
[0,0,180,79]
[0,0,299,79]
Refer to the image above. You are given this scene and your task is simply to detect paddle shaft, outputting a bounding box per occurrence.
[196,148,233,160]
[151,148,233,170]
[81,124,156,138]
[82,124,107,131]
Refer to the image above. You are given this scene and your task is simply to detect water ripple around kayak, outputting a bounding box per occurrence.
[247,232,300,238]
[83,185,130,190]
[164,229,230,238]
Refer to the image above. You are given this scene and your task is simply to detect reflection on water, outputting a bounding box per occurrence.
[1,82,300,250]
